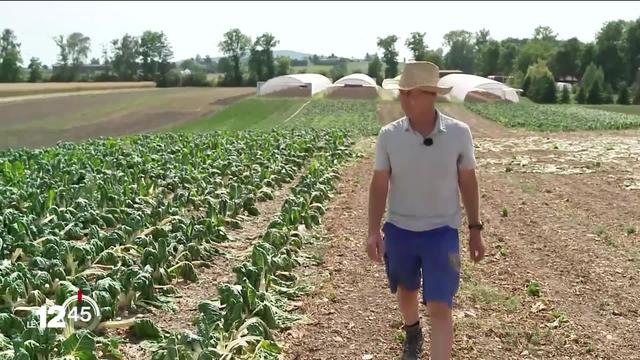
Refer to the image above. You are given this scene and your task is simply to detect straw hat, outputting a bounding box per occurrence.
[382,61,452,95]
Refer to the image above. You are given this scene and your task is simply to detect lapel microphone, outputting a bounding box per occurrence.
[423,138,434,146]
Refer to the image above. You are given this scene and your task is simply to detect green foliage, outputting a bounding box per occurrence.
[27,57,43,83]
[515,39,555,74]
[476,40,500,76]
[443,30,475,73]
[405,32,427,61]
[367,54,383,85]
[581,62,605,95]
[218,28,251,86]
[524,61,557,103]
[527,280,541,297]
[617,83,631,105]
[576,85,587,104]
[466,102,640,131]
[110,34,140,81]
[139,30,174,82]
[595,20,628,87]
[329,60,348,82]
[549,37,582,80]
[275,56,290,76]
[498,43,518,75]
[587,80,603,104]
[0,29,23,82]
[601,85,614,104]
[377,35,399,79]
[560,85,571,104]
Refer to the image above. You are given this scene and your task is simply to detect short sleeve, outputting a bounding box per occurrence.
[457,125,477,170]
[374,128,390,171]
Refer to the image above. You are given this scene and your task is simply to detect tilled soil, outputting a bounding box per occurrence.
[0,87,253,149]
[280,112,640,359]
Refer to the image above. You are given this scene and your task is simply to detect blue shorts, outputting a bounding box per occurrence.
[382,222,461,308]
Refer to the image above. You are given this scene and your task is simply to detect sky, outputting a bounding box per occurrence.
[1,1,639,66]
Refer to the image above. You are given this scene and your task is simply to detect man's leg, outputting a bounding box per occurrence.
[382,222,423,359]
[420,226,461,360]
[397,285,419,326]
[427,302,453,360]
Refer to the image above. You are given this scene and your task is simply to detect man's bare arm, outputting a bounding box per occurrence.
[368,170,390,235]
[458,168,480,224]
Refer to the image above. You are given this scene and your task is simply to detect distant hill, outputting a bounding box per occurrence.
[273,50,313,60]
[205,50,351,63]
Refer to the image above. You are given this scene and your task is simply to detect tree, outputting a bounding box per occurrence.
[587,80,603,104]
[66,32,91,66]
[275,56,290,76]
[476,40,500,76]
[475,28,491,51]
[139,30,174,82]
[258,33,278,80]
[330,59,348,81]
[90,58,100,65]
[28,57,43,82]
[525,60,557,103]
[579,43,597,79]
[581,62,605,94]
[367,54,383,85]
[633,84,640,105]
[560,84,571,104]
[623,18,640,85]
[424,49,444,68]
[0,29,22,82]
[595,20,628,87]
[550,37,582,80]
[515,40,555,73]
[248,32,279,83]
[533,26,558,42]
[203,55,215,73]
[601,85,614,104]
[498,43,518,75]
[443,30,475,73]
[218,28,251,86]
[617,82,630,104]
[405,32,427,61]
[111,34,140,81]
[576,85,587,104]
[377,35,399,79]
[52,32,91,81]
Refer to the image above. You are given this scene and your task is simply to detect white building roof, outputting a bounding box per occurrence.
[334,73,377,87]
[258,73,332,96]
[438,74,520,103]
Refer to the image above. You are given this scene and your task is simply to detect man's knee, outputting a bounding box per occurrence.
[427,302,451,320]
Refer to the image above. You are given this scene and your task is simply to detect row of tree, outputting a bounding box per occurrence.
[1,18,640,98]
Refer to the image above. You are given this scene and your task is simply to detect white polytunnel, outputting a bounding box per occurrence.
[333,73,377,87]
[257,73,332,97]
[437,74,521,103]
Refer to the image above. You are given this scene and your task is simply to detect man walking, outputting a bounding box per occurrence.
[367,62,485,360]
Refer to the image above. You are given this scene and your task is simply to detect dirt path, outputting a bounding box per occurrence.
[281,112,640,359]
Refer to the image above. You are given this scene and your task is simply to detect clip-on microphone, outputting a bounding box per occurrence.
[423,138,434,146]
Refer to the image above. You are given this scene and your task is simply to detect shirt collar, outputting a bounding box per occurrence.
[403,110,447,135]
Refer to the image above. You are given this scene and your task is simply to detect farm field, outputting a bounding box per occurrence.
[0,82,156,98]
[0,87,254,149]
[1,95,640,359]
[585,104,640,116]
[466,102,640,131]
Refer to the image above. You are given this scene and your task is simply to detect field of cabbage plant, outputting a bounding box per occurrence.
[466,102,640,131]
[0,128,355,359]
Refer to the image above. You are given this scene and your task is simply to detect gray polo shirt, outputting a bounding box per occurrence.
[374,111,477,232]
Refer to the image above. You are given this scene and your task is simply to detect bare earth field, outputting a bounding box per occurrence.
[0,81,156,98]
[0,87,254,148]
[278,104,640,360]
